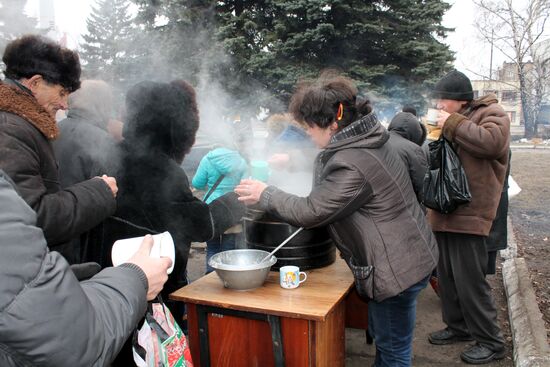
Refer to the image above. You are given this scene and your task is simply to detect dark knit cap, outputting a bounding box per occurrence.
[432,70,473,101]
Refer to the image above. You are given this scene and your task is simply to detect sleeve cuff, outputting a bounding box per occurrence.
[119,263,149,293]
[442,112,467,141]
[259,186,277,209]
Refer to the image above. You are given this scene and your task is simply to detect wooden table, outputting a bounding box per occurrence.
[170,258,366,367]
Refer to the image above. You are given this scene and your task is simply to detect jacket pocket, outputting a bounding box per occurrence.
[349,258,374,302]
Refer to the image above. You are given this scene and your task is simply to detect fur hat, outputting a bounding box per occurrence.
[432,70,473,101]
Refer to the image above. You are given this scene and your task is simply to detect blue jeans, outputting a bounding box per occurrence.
[368,276,429,367]
[206,233,237,273]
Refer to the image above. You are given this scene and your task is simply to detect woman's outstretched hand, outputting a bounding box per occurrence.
[235,179,268,205]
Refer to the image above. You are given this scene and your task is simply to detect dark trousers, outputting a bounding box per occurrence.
[436,232,504,351]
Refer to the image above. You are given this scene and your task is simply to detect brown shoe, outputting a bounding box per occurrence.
[428,328,474,345]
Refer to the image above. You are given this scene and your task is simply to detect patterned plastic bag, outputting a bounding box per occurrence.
[133,299,193,367]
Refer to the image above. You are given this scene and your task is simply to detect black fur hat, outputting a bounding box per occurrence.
[432,70,473,101]
[2,35,81,92]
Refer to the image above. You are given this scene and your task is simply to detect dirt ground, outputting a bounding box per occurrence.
[508,148,550,342]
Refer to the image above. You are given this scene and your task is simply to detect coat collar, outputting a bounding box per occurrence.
[326,112,389,150]
[0,81,59,140]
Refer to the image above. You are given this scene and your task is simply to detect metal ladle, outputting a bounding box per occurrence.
[258,227,304,264]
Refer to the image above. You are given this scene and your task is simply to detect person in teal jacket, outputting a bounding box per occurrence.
[192,147,248,272]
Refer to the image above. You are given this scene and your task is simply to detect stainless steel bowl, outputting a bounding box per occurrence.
[208,249,277,290]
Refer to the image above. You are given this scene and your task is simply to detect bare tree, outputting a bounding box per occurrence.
[474,0,550,138]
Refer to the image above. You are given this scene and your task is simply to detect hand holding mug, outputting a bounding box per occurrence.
[436,110,451,128]
[127,235,172,301]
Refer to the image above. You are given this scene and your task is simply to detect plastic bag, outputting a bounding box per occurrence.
[508,175,521,198]
[422,137,471,214]
[133,299,193,367]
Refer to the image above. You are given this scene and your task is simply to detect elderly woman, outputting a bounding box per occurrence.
[236,75,438,367]
[0,35,117,263]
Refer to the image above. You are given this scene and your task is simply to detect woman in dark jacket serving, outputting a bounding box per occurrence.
[236,75,438,367]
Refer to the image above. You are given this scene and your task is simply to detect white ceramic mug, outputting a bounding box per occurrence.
[426,108,440,126]
[111,231,175,274]
[279,265,307,289]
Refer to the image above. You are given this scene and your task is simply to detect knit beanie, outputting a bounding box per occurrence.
[432,70,473,101]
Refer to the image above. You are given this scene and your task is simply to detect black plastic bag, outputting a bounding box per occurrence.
[422,137,471,214]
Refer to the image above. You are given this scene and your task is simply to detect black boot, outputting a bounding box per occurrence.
[428,328,473,345]
[460,343,505,364]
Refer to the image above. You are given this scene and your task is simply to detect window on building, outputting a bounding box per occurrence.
[502,90,518,102]
[507,111,516,124]
[473,90,479,99]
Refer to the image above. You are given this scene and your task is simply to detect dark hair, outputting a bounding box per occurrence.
[2,35,81,92]
[289,73,372,130]
[123,80,199,162]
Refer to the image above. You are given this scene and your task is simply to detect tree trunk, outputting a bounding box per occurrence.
[517,65,535,138]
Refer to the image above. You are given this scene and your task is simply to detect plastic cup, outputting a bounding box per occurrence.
[111,231,175,274]
[426,108,440,126]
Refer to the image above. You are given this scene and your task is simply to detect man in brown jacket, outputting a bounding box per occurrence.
[427,70,509,364]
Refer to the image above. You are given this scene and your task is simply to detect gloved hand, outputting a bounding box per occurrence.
[70,262,102,281]
[208,192,246,237]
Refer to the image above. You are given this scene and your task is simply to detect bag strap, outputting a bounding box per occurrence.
[203,174,225,202]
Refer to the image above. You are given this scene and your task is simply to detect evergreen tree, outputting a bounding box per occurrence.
[0,0,38,54]
[130,0,454,116]
[80,0,136,89]
[216,0,455,114]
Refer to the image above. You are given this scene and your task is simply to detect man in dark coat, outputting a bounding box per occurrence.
[427,70,508,364]
[387,111,428,202]
[53,80,118,263]
[0,35,117,264]
[485,151,511,274]
[54,79,117,187]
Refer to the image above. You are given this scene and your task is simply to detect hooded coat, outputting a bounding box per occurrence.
[0,81,116,263]
[387,112,428,202]
[259,114,438,302]
[53,80,116,187]
[0,170,148,367]
[192,147,248,204]
[428,94,510,236]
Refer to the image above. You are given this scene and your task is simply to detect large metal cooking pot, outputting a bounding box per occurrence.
[244,208,335,270]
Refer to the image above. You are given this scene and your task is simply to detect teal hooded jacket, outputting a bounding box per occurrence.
[192,147,248,204]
